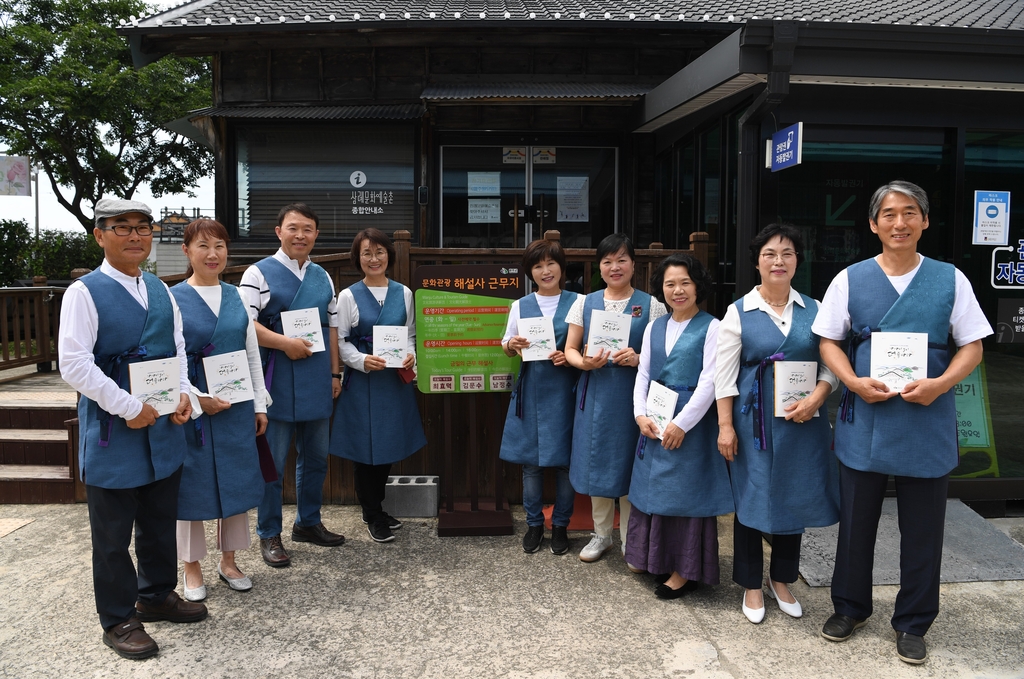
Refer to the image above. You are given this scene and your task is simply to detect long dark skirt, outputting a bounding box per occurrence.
[624,508,720,585]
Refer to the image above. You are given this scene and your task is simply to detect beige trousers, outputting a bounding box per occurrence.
[176,513,251,563]
[592,495,631,544]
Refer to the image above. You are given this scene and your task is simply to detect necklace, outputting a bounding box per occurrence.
[758,287,789,308]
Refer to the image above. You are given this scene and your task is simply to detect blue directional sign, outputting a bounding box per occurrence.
[973,190,1010,245]
[769,122,803,173]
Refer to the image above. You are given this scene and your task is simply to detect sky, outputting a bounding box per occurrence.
[0,1,215,233]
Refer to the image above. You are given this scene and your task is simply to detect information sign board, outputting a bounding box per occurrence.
[415,265,524,394]
[768,123,803,173]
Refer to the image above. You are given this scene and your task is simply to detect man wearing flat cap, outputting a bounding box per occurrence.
[59,198,207,659]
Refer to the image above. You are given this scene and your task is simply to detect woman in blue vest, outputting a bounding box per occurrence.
[626,253,732,598]
[330,228,426,543]
[499,239,582,555]
[171,219,269,601]
[564,234,666,563]
[715,223,840,624]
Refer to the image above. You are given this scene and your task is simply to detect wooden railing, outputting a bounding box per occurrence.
[0,286,63,371]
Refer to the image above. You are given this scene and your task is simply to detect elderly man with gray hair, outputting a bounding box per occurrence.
[811,180,992,664]
[58,198,207,660]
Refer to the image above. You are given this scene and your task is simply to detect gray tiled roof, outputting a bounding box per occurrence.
[124,0,1024,30]
[191,104,426,119]
[421,83,650,99]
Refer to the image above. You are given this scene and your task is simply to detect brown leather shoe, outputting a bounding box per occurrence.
[135,590,208,623]
[102,617,158,659]
[291,522,345,547]
[261,535,292,567]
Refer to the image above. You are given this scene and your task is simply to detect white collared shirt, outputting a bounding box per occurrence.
[58,260,189,421]
[714,287,838,400]
[238,248,339,327]
[633,316,720,433]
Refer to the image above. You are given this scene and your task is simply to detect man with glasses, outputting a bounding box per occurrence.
[58,198,206,659]
[239,203,344,568]
[812,181,991,664]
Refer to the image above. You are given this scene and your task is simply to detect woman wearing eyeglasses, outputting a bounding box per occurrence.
[329,228,426,544]
[714,223,840,624]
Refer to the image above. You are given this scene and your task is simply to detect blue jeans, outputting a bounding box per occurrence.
[522,464,574,528]
[257,417,330,539]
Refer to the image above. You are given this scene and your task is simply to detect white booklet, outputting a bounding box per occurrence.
[373,325,408,368]
[774,361,819,417]
[202,349,254,404]
[870,331,928,393]
[520,317,556,362]
[645,381,679,440]
[586,310,630,358]
[128,357,180,417]
[280,308,325,353]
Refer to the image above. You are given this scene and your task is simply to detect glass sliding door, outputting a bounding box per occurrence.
[440,145,617,248]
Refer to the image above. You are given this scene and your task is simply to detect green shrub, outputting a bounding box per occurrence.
[28,229,104,280]
[0,219,31,286]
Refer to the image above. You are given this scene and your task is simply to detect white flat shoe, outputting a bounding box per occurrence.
[218,564,253,592]
[742,590,765,624]
[183,574,207,602]
[766,579,802,618]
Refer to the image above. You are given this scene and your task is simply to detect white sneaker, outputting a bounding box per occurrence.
[579,534,614,563]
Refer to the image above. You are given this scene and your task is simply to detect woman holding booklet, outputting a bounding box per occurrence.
[171,219,269,601]
[626,253,732,599]
[564,234,666,564]
[329,228,426,544]
[714,223,840,624]
[499,239,582,555]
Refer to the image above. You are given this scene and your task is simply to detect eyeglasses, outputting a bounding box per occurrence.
[104,224,153,237]
[360,249,387,261]
[760,251,797,262]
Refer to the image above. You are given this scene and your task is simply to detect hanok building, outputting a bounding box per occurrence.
[123,1,1024,502]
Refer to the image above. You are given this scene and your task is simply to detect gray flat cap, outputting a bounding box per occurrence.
[94,198,153,226]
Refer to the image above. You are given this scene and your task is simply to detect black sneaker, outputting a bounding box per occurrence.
[550,525,569,555]
[367,521,395,543]
[362,512,403,530]
[522,525,544,553]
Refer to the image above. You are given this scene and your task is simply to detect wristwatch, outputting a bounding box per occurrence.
[331,373,341,379]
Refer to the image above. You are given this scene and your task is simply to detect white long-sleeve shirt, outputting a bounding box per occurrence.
[633,316,720,433]
[58,260,189,421]
[336,283,416,373]
[238,248,339,327]
[182,283,270,417]
[715,287,839,400]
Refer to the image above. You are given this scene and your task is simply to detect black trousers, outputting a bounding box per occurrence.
[353,461,392,524]
[732,515,802,589]
[86,466,182,631]
[831,461,949,636]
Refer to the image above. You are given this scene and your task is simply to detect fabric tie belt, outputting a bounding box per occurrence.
[186,343,216,446]
[740,352,785,450]
[342,334,373,390]
[96,345,173,447]
[635,381,696,460]
[837,326,948,423]
[577,359,632,412]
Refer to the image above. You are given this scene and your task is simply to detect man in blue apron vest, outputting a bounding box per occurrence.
[58,198,207,659]
[812,181,992,664]
[239,203,344,568]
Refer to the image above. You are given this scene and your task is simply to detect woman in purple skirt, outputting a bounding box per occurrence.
[624,254,734,599]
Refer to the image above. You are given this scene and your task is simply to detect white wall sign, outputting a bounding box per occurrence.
[467,172,501,196]
[557,176,589,223]
[468,198,501,223]
[533,148,556,164]
[502,148,527,164]
[0,156,31,196]
[973,190,1010,245]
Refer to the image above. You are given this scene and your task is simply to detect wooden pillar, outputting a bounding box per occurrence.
[392,229,412,288]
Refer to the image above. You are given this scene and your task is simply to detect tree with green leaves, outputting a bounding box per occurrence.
[0,0,212,231]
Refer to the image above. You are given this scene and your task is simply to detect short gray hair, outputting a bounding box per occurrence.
[868,181,929,223]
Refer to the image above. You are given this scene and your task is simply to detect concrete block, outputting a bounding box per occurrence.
[382,475,439,518]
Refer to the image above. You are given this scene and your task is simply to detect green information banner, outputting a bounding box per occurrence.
[414,265,523,394]
[953,361,999,478]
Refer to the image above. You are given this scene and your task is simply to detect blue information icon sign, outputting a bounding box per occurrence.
[973,190,1011,245]
[769,122,803,172]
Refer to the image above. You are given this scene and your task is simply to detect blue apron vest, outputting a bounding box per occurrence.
[499,291,580,467]
[569,289,651,498]
[731,296,839,534]
[255,257,334,422]
[628,312,733,517]
[329,280,426,465]
[170,282,264,520]
[76,271,185,489]
[836,257,957,477]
